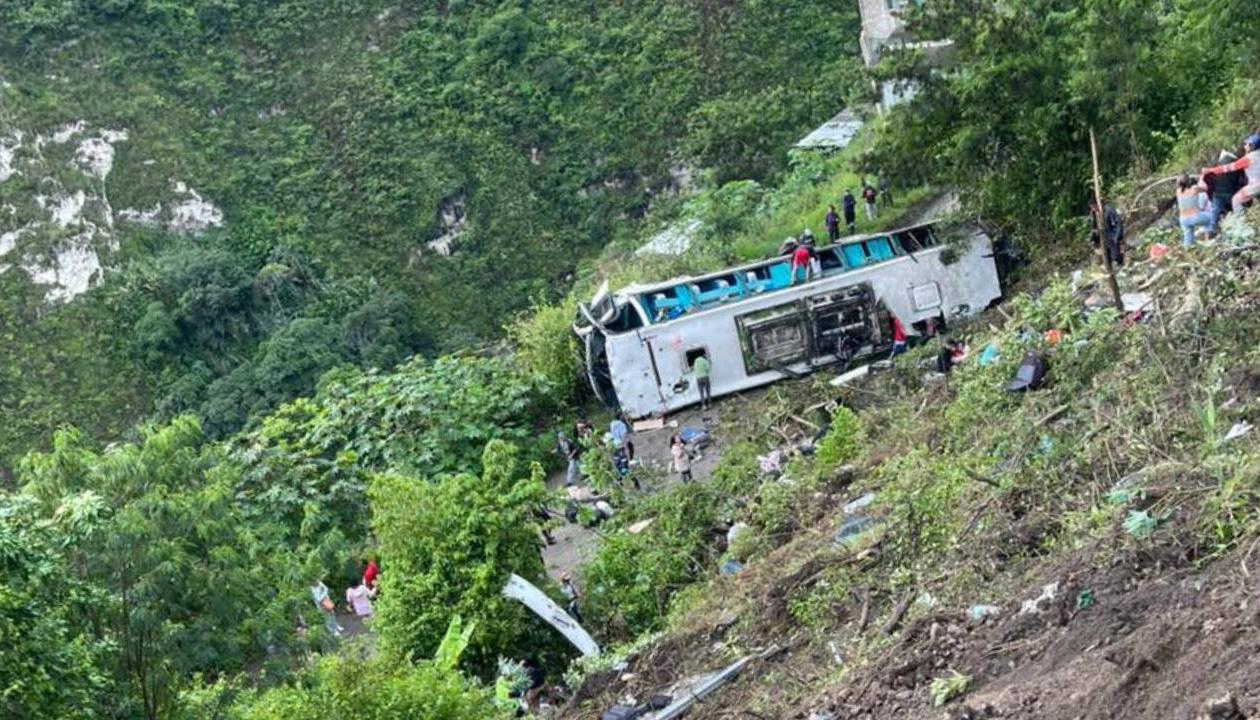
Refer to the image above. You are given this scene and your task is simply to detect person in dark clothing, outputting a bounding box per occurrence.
[1207,149,1246,228]
[534,504,555,545]
[825,205,840,242]
[862,183,878,221]
[842,190,857,232]
[879,175,893,206]
[1088,199,1125,266]
[936,339,962,374]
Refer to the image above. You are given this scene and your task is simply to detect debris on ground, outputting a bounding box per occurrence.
[1075,588,1095,610]
[1005,351,1048,393]
[967,604,1001,623]
[1222,421,1252,443]
[833,515,876,545]
[1019,582,1059,616]
[842,492,876,515]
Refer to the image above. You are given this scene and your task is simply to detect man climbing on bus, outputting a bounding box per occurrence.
[790,243,812,285]
[692,352,712,410]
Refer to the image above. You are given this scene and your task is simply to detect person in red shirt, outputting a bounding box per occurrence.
[363,556,379,591]
[790,244,811,285]
[1202,134,1260,214]
[890,316,908,357]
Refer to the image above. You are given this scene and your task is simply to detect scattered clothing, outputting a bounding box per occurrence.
[978,343,1000,367]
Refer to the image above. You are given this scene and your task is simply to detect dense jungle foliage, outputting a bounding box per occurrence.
[0,0,862,465]
[872,0,1260,235]
[4,0,1260,718]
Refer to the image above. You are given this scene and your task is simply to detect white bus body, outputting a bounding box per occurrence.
[576,221,1002,418]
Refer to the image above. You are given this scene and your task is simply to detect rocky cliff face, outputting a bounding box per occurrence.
[0,120,222,301]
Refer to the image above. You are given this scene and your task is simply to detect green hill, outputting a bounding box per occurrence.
[0,0,861,465]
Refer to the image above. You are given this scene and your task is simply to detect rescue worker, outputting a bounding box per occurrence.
[1205,148,1246,226]
[1202,134,1260,213]
[560,573,583,623]
[825,204,840,242]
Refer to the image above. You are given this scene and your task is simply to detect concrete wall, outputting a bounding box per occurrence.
[858,0,908,66]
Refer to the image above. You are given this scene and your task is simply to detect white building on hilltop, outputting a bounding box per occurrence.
[858,0,952,111]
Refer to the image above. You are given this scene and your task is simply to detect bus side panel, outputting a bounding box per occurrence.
[606,234,1003,418]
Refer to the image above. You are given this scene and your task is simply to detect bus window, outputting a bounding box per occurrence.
[818,248,845,271]
[867,237,895,261]
[842,243,867,268]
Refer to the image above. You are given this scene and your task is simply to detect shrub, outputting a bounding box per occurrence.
[369,441,559,676]
[814,406,865,471]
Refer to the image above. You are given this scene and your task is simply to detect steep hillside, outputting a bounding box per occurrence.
[0,0,861,465]
[558,207,1260,720]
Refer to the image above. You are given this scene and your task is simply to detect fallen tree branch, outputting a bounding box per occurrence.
[881,592,914,635]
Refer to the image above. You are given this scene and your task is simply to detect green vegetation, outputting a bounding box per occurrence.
[0,0,864,465]
[6,1,1260,719]
[873,0,1260,236]
[370,441,556,675]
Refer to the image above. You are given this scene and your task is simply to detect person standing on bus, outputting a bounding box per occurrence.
[842,190,857,233]
[790,243,811,285]
[825,205,840,242]
[692,353,712,409]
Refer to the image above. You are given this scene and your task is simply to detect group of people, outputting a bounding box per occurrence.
[1175,133,1260,247]
[826,176,893,241]
[783,176,894,286]
[1089,134,1258,259]
[308,555,380,638]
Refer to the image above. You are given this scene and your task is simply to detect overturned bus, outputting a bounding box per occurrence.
[575,220,1003,418]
